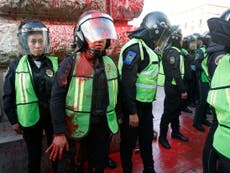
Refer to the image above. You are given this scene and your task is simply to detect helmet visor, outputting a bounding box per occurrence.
[18,28,49,55]
[154,27,171,55]
[81,17,117,43]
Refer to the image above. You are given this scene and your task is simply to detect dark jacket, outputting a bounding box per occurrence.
[162,47,186,93]
[119,43,149,115]
[50,54,109,134]
[206,42,226,79]
[3,55,56,125]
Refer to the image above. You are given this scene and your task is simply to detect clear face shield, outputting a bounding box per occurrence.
[18,27,49,55]
[154,27,171,56]
[80,17,118,43]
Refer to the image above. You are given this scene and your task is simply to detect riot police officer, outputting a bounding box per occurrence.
[118,11,171,173]
[46,10,119,173]
[193,32,212,131]
[3,21,58,173]
[203,8,230,173]
[159,26,189,149]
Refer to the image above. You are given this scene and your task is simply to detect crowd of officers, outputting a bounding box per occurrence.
[2,7,230,173]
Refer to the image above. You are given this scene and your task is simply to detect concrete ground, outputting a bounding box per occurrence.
[0,87,211,173]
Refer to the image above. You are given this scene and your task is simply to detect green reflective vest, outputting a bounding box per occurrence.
[201,55,210,84]
[157,56,165,86]
[15,55,58,127]
[200,46,209,83]
[118,38,159,102]
[170,47,185,85]
[65,54,119,139]
[207,54,230,158]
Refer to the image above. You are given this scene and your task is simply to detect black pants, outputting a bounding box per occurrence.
[56,118,110,173]
[217,151,230,173]
[22,113,54,173]
[120,102,154,173]
[194,82,210,125]
[202,120,218,173]
[160,86,182,137]
[203,130,230,173]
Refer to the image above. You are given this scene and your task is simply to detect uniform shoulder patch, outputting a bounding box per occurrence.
[195,53,200,60]
[215,54,224,65]
[169,56,175,64]
[124,51,137,65]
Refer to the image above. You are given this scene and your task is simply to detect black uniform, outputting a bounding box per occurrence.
[188,50,198,106]
[50,54,111,173]
[159,47,188,148]
[119,43,155,173]
[3,55,56,173]
[202,42,226,173]
[193,46,210,131]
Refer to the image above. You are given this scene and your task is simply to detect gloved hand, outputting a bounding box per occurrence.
[181,92,188,99]
[12,123,23,134]
[45,134,69,161]
[129,113,139,127]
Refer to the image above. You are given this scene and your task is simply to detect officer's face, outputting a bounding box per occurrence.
[28,34,45,57]
[87,39,106,51]
[188,41,195,51]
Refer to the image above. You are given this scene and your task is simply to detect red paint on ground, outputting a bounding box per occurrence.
[105,111,209,173]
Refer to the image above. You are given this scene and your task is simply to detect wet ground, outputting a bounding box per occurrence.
[105,87,211,173]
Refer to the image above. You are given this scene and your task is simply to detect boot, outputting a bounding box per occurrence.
[88,167,104,173]
[171,132,189,142]
[106,157,117,169]
[143,167,156,173]
[193,123,205,131]
[153,130,158,140]
[159,136,171,149]
[123,167,132,173]
[202,119,212,127]
[159,126,171,149]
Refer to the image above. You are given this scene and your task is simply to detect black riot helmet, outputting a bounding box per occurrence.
[129,11,171,54]
[193,33,203,48]
[182,35,195,50]
[73,10,117,52]
[220,8,230,21]
[201,31,211,46]
[168,25,182,48]
[17,20,50,55]
[171,25,182,41]
[207,8,230,47]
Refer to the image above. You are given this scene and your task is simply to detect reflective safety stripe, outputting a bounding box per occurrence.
[226,88,230,111]
[140,71,158,76]
[136,83,157,89]
[65,55,119,139]
[15,55,58,127]
[207,54,230,158]
[171,46,184,85]
[118,38,159,102]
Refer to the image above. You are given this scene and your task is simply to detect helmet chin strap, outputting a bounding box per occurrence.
[87,49,104,59]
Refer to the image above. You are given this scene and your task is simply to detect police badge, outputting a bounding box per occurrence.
[215,54,224,65]
[169,56,175,64]
[46,69,54,77]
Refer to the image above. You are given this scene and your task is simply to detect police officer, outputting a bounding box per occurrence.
[180,36,194,113]
[193,32,212,131]
[181,35,197,108]
[3,21,58,173]
[45,10,119,173]
[118,11,171,173]
[202,40,226,173]
[159,26,189,149]
[203,8,230,173]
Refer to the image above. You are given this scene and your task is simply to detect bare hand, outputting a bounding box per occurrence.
[181,92,188,99]
[129,113,139,127]
[45,134,69,161]
[12,123,23,134]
